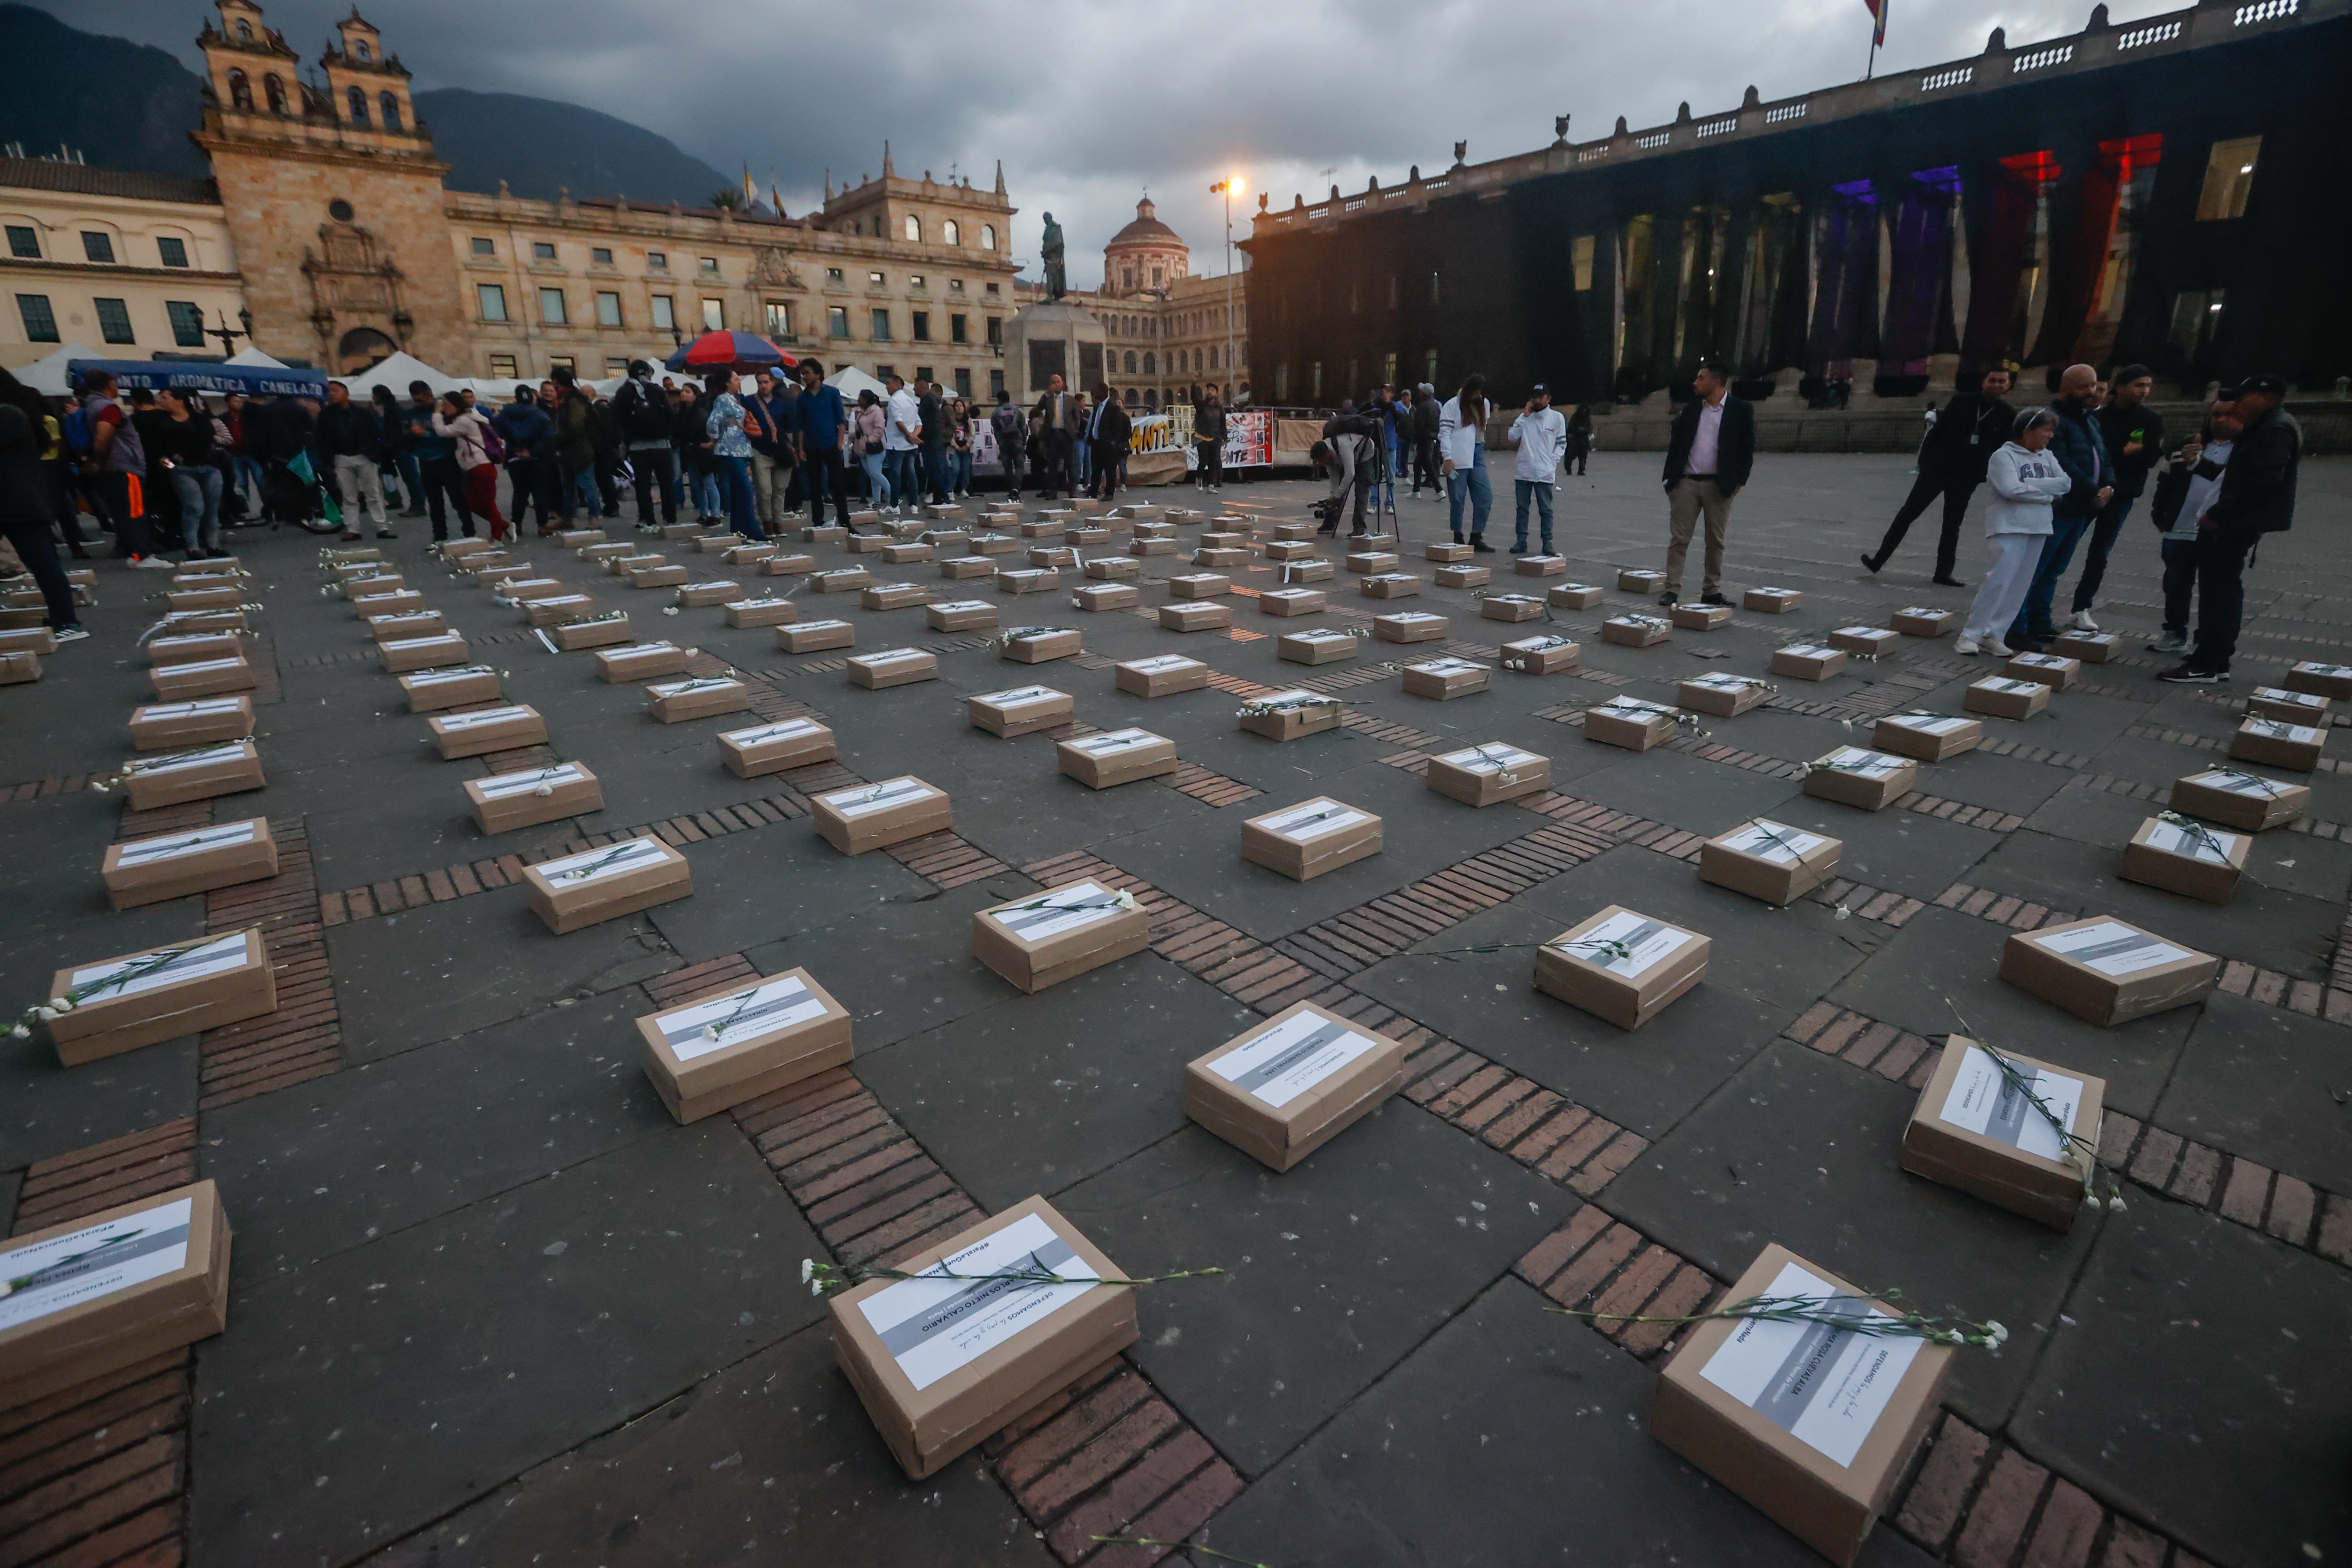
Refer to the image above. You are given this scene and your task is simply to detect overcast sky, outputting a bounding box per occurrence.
[46,0,2177,286]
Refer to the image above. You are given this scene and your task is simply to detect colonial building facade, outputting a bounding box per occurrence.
[1023,196,1252,411]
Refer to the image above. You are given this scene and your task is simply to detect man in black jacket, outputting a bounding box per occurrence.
[1658,364,1755,607]
[1087,386,1131,501]
[2161,373,2301,683]
[2064,364,2164,630]
[1409,384,1441,497]
[1862,366,2013,584]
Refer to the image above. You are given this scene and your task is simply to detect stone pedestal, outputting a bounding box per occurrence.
[1004,300,1109,400]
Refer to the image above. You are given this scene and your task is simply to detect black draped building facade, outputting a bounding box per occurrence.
[1241,0,2350,407]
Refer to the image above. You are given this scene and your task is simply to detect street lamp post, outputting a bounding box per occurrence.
[1208,175,1242,402]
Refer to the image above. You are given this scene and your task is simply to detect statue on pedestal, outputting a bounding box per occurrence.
[1041,213,1067,301]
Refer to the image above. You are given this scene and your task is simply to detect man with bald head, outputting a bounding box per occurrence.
[2004,363,2112,651]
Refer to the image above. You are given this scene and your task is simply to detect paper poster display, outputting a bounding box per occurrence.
[2032,921,2195,977]
[1206,1009,1382,1108]
[0,1197,195,1333]
[856,1211,1099,1390]
[69,933,249,1003]
[1550,910,1691,978]
[1937,1044,2082,1161]
[658,975,827,1063]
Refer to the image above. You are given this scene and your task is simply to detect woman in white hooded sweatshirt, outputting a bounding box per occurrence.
[1957,409,2073,657]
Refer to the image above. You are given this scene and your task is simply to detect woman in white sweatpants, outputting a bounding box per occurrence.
[1957,410,2073,656]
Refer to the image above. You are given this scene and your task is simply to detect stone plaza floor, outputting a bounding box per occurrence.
[2,451,2348,1568]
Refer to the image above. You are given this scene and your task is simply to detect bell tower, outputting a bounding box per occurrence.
[192,0,466,371]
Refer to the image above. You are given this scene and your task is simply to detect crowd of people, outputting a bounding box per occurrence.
[1312,381,1596,540]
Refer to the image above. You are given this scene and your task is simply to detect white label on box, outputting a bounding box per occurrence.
[151,635,225,651]
[608,642,678,659]
[1899,607,1944,619]
[1208,1009,1383,1108]
[2253,688,2324,708]
[139,698,244,719]
[135,743,252,775]
[2146,818,2239,864]
[436,705,533,730]
[405,665,493,687]
[383,636,460,653]
[162,657,244,675]
[1833,626,1881,639]
[2187,769,2288,799]
[537,837,668,885]
[992,882,1128,942]
[1126,656,1202,674]
[659,974,828,1062]
[1698,1260,1924,1469]
[724,719,823,747]
[1293,630,1352,643]
[858,1211,1099,1392]
[1689,673,1757,691]
[2294,662,2352,679]
[2033,921,2196,977]
[1069,728,1161,755]
[650,678,745,698]
[1596,699,1670,721]
[1258,801,1373,842]
[1411,659,1486,677]
[0,1197,194,1334]
[1780,645,1833,659]
[825,778,937,819]
[475,764,585,799]
[1550,909,1693,978]
[1939,1044,2081,1161]
[115,820,260,867]
[726,599,785,612]
[796,620,851,633]
[1258,690,1319,706]
[1975,678,2040,696]
[540,596,592,609]
[1437,744,1542,775]
[978,685,1062,707]
[2014,653,2066,669]
[2245,719,2322,744]
[934,600,992,614]
[1821,747,1904,776]
[1386,613,1442,625]
[1721,821,1828,866]
[1887,714,1972,735]
[71,932,249,1002]
[370,613,439,627]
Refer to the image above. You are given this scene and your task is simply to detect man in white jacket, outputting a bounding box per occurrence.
[1957,409,2073,656]
[1436,375,1494,551]
[1506,386,1568,555]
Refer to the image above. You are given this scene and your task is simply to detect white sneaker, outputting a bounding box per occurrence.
[1981,636,2014,658]
[1954,636,1981,656]
[2066,610,2098,632]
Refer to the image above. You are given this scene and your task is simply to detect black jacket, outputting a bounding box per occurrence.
[2205,406,2301,537]
[1661,394,1755,495]
[316,400,382,460]
[0,403,50,523]
[2093,401,2167,500]
[1091,403,1132,448]
[1920,390,2016,483]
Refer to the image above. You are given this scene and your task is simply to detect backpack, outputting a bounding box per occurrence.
[991,403,1025,448]
[615,379,671,442]
[62,402,94,458]
[479,417,507,466]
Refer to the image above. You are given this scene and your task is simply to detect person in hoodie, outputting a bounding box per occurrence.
[491,385,557,535]
[1956,408,2075,657]
[2003,363,2111,650]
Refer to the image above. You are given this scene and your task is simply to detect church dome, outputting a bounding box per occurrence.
[1107,196,1182,250]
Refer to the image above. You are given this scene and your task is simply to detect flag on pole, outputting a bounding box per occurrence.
[741,165,757,207]
[1864,0,1888,48]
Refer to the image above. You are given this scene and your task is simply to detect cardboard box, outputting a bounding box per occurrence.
[1371,611,1446,643]
[594,640,688,682]
[165,587,239,613]
[2047,631,2118,664]
[2166,767,2307,831]
[1238,689,1343,740]
[1359,572,1420,599]
[1433,565,1492,590]
[428,703,548,759]
[828,1196,1137,1480]
[1275,558,1336,584]
[807,524,853,544]
[636,966,853,1124]
[1057,727,1178,789]
[1195,546,1248,568]
[1479,593,1545,623]
[576,542,632,564]
[724,543,777,567]
[1534,904,1709,1029]
[848,649,941,689]
[1670,603,1732,631]
[1651,1243,1952,1568]
[1802,747,1917,811]
[120,741,266,810]
[1425,742,1551,806]
[861,582,930,611]
[144,632,240,666]
[676,580,741,609]
[811,776,953,854]
[102,817,277,910]
[2003,652,2079,690]
[972,880,1150,992]
[811,567,873,594]
[0,648,37,683]
[925,598,1000,632]
[719,717,837,778]
[128,695,255,752]
[940,555,996,579]
[379,633,471,674]
[1902,1038,2101,1231]
[149,656,257,700]
[553,528,605,546]
[1600,614,1672,648]
[1401,657,1491,700]
[2000,915,2217,1025]
[607,554,662,577]
[698,532,752,554]
[1890,606,1956,637]
[1962,677,2051,721]
[762,552,819,576]
[1828,625,1902,656]
[1169,573,1230,600]
[997,568,1059,594]
[398,664,500,713]
[1241,796,1384,880]
[1129,537,1179,557]
[1515,554,1568,578]
[0,1181,232,1412]
[47,928,275,1064]
[1160,601,1232,632]
[1492,634,1575,675]
[1264,539,1316,562]
[1072,583,1139,611]
[1084,555,1141,580]
[660,523,708,541]
[1115,654,1209,697]
[969,683,1072,736]
[1026,546,1078,570]
[1258,588,1327,617]
[1678,672,1772,717]
[1279,629,1358,665]
[496,577,571,604]
[1183,1002,1405,1171]
[2282,660,2352,701]
[629,564,689,590]
[366,611,450,643]
[465,760,603,834]
[1872,711,1982,762]
[724,597,796,628]
[922,529,971,550]
[1700,819,1844,906]
[523,594,598,627]
[1425,541,1473,562]
[1549,583,1605,610]
[882,542,933,565]
[1744,587,1803,614]
[1769,643,1847,682]
[523,835,693,934]
[1584,697,1679,751]
[1019,520,1067,539]
[2248,686,2330,725]
[648,676,756,722]
[2119,813,2246,903]
[999,626,1081,663]
[780,619,856,653]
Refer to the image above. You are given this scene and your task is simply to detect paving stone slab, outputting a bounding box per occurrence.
[2155,991,2352,1196]
[1559,748,1808,840]
[1914,747,2079,817]
[642,815,936,964]
[1760,793,2002,902]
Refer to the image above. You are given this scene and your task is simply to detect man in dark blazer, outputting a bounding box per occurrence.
[1659,363,1755,606]
[1030,375,1080,500]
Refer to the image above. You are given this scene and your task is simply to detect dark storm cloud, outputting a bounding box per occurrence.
[41,0,2171,282]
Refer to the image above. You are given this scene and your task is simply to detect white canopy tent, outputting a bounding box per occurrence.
[224,346,289,368]
[10,343,100,396]
[341,350,464,399]
[826,366,887,403]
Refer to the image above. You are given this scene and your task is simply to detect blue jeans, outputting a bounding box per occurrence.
[2069,493,2135,613]
[1073,438,1092,488]
[694,465,721,519]
[715,454,762,539]
[560,461,600,521]
[950,450,973,494]
[1447,447,1493,537]
[169,464,223,553]
[1513,479,1553,549]
[234,453,268,510]
[884,449,922,508]
[2160,536,2199,638]
[923,445,950,503]
[2006,510,2095,645]
[860,449,890,506]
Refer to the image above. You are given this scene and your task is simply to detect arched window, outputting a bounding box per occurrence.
[1121,268,1134,291]
[379,91,402,130]
[227,68,252,112]
[903,214,921,242]
[942,219,959,245]
[981,224,996,250]
[264,74,287,114]
[1209,346,1218,369]
[234,18,251,38]
[347,86,368,125]
[1142,351,1156,374]
[1123,351,1137,374]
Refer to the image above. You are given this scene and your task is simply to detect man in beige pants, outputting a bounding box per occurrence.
[1658,364,1757,607]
